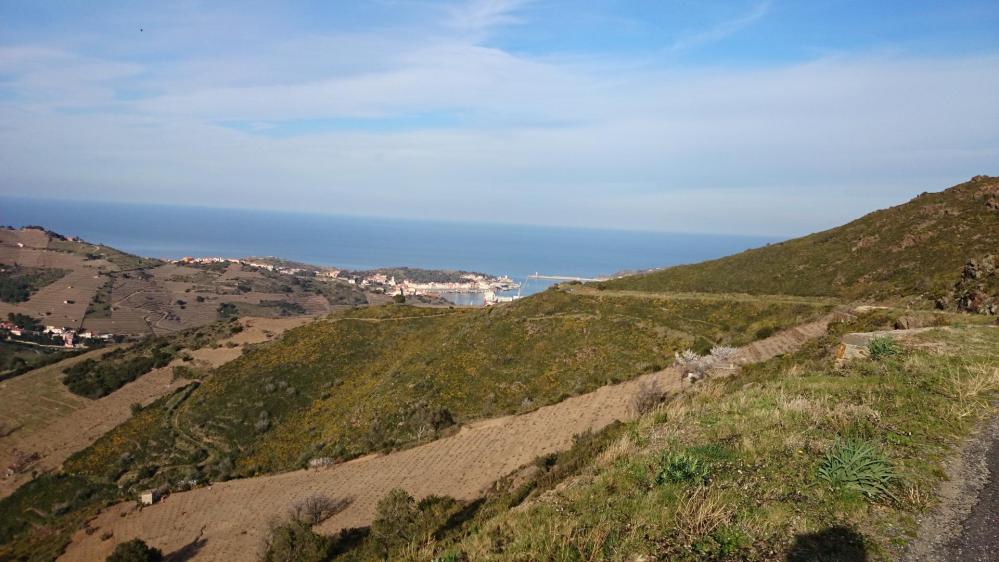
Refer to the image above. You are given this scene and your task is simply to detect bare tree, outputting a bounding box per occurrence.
[288,494,349,525]
[631,379,664,416]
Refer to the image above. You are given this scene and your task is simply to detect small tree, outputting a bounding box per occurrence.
[105,539,163,562]
[288,494,343,525]
[370,488,421,550]
[259,520,330,562]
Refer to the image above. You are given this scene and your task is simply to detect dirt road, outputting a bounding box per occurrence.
[60,316,833,561]
[904,412,999,562]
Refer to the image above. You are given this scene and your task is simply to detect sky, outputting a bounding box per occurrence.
[0,0,997,236]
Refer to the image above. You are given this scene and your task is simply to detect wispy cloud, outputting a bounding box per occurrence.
[668,1,772,52]
[445,0,533,35]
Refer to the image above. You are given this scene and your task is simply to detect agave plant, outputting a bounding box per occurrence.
[817,439,896,500]
[867,336,901,360]
[656,451,710,486]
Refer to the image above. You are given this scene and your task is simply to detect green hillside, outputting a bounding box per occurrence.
[605,176,999,307]
[66,289,830,486]
[255,313,999,562]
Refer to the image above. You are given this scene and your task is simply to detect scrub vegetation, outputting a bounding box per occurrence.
[263,316,999,561]
[66,288,829,487]
[0,265,69,303]
[605,176,999,308]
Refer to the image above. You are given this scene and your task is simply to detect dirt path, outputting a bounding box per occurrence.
[566,286,840,307]
[0,316,311,500]
[60,315,834,561]
[904,411,999,562]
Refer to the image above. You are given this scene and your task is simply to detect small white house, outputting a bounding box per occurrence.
[139,490,160,505]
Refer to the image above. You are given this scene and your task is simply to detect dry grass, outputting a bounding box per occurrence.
[670,488,731,545]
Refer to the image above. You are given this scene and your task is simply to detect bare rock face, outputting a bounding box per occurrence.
[954,255,999,314]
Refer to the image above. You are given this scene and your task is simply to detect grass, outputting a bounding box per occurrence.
[817,439,896,500]
[603,176,999,307]
[867,336,901,360]
[294,316,999,562]
[58,288,829,493]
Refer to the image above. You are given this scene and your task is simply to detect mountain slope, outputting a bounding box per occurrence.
[605,176,999,306]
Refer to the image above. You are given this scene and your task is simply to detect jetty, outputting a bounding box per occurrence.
[528,273,606,282]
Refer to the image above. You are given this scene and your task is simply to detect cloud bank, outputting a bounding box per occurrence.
[0,0,997,236]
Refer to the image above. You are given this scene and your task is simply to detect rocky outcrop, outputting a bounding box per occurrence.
[954,255,999,315]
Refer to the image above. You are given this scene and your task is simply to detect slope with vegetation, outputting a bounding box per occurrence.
[605,176,999,308]
[254,311,999,562]
[66,288,830,486]
[60,319,244,398]
[0,266,69,303]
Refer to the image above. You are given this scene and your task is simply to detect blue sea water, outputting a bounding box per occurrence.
[0,197,777,296]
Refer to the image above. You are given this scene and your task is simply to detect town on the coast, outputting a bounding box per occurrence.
[175,256,522,304]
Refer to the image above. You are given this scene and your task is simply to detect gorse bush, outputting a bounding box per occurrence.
[105,539,163,562]
[259,519,331,562]
[817,439,895,500]
[656,451,710,486]
[867,336,901,360]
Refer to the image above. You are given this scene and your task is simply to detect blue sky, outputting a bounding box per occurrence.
[1,0,997,236]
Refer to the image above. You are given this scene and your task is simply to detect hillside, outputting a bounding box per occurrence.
[66,289,830,482]
[605,176,999,308]
[0,227,368,338]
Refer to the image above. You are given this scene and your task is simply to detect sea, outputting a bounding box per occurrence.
[0,197,777,304]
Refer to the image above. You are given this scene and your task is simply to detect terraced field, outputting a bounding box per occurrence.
[2,228,366,337]
[0,244,109,330]
[58,314,835,561]
[0,316,313,500]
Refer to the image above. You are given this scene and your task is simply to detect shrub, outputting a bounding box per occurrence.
[656,451,710,486]
[259,520,330,562]
[867,336,901,360]
[288,494,345,525]
[105,539,163,562]
[817,439,895,500]
[393,294,406,304]
[370,488,421,550]
[631,379,663,415]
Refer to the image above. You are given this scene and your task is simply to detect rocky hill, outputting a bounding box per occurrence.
[605,176,999,310]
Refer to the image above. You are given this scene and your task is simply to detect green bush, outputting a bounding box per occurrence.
[259,520,330,562]
[370,489,422,551]
[105,539,163,562]
[655,451,710,486]
[867,336,901,360]
[817,439,895,500]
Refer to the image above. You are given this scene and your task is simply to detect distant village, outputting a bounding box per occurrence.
[1,318,116,349]
[175,257,522,305]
